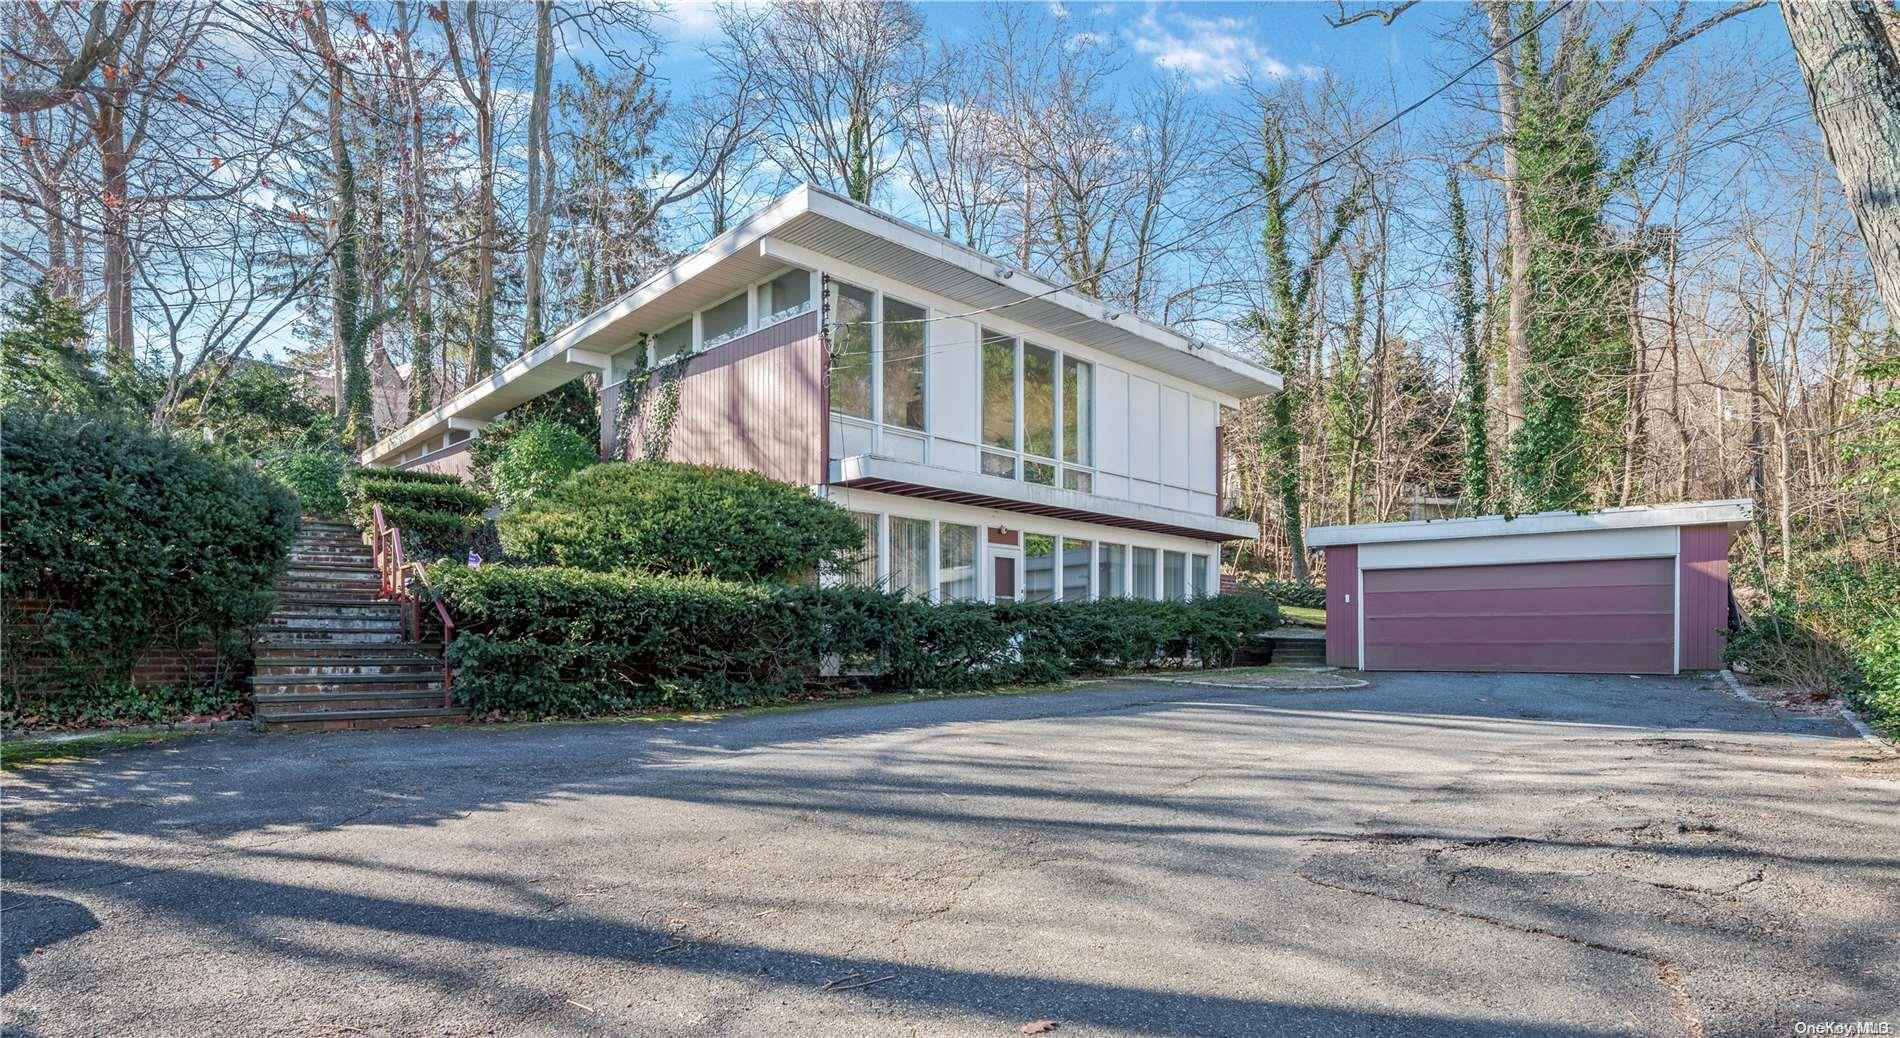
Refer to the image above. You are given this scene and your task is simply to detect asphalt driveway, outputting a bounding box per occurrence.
[3,673,1895,1037]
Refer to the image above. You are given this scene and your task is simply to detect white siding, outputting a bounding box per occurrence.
[929,317,979,443]
[1188,396,1218,494]
[1157,386,1188,489]
[1096,366,1130,476]
[1128,376,1160,483]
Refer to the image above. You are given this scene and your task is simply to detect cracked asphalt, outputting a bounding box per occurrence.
[3,673,1896,1037]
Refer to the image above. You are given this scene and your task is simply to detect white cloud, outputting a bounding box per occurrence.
[1129,8,1290,90]
[663,1,723,41]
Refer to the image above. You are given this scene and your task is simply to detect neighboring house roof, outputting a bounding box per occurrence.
[361,184,1282,466]
[1305,499,1754,548]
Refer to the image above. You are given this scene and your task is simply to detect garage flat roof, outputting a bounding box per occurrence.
[1306,499,1753,548]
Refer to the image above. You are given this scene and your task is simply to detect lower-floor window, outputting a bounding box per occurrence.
[1023,533,1057,602]
[1133,547,1158,600]
[890,516,931,599]
[939,522,978,601]
[1191,553,1211,598]
[842,511,879,586]
[1061,538,1091,601]
[1163,550,1186,601]
[1098,542,1126,597]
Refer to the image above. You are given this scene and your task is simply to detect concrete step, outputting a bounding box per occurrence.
[257,626,407,646]
[290,551,374,565]
[269,593,399,608]
[266,614,403,632]
[254,657,441,677]
[256,642,441,660]
[259,707,467,731]
[255,691,450,714]
[253,668,443,688]
[276,577,383,594]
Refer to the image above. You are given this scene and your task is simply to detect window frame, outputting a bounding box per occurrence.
[974,329,1095,492]
[827,278,932,456]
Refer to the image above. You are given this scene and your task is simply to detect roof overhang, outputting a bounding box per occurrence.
[832,455,1260,543]
[362,184,1280,466]
[1305,499,1754,548]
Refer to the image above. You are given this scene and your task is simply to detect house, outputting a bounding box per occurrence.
[1306,499,1751,675]
[359,185,1276,603]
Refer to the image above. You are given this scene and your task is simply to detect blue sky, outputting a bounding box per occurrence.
[650,1,1797,114]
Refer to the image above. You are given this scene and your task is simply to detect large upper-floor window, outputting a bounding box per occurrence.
[829,281,875,420]
[828,278,928,435]
[653,320,692,364]
[978,329,1094,490]
[762,268,812,323]
[883,299,926,431]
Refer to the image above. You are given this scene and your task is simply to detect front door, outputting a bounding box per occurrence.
[990,549,1021,603]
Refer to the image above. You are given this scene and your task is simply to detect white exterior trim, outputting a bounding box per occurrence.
[831,454,1258,541]
[1357,526,1678,571]
[1307,499,1751,548]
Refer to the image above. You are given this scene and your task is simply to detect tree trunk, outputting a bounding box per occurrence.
[1782,1,1900,315]
[1486,1,1532,441]
[522,1,553,348]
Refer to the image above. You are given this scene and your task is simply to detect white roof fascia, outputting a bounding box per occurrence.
[1305,499,1754,548]
[799,188,1283,395]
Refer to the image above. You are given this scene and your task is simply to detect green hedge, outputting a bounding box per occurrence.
[2,410,297,719]
[346,468,493,561]
[492,419,597,509]
[1241,577,1327,610]
[497,461,864,581]
[349,477,489,517]
[433,565,1280,717]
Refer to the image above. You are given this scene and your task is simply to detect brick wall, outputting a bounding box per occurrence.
[6,598,233,694]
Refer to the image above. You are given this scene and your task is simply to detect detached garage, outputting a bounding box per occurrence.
[1306,500,1751,675]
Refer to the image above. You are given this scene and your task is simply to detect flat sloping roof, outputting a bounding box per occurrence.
[1305,499,1753,548]
[362,184,1280,466]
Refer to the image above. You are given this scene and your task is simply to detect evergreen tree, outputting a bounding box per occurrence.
[0,281,113,414]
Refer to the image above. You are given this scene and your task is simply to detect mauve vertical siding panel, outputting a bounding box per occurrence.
[615,312,825,486]
[1362,557,1676,674]
[1678,523,1731,670]
[1325,546,1358,668]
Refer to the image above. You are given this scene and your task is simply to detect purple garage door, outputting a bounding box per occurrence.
[1361,557,1675,674]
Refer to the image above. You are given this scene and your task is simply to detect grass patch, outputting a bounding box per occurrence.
[1279,605,1326,627]
[1,730,200,771]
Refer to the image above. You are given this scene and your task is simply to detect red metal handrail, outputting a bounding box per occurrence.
[370,502,458,708]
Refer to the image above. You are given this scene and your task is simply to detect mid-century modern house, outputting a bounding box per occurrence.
[359,185,1275,604]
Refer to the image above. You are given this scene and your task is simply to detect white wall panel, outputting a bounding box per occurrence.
[1157,386,1188,488]
[932,439,977,472]
[1096,366,1130,475]
[1358,526,1677,570]
[1094,472,1130,499]
[1188,396,1217,493]
[929,317,979,443]
[1131,479,1162,505]
[1129,376,1160,482]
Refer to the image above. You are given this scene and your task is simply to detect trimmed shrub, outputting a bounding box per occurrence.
[350,467,464,487]
[1240,576,1327,610]
[498,461,863,581]
[262,448,349,518]
[349,477,489,517]
[492,419,597,509]
[2,410,297,718]
[432,565,1280,718]
[345,468,493,561]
